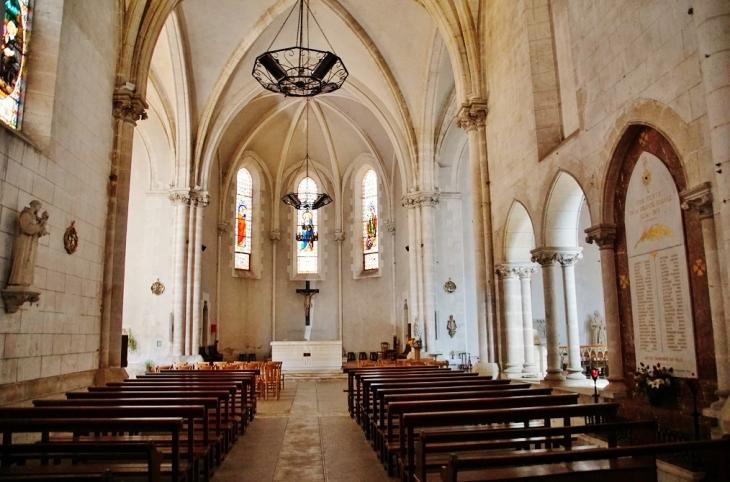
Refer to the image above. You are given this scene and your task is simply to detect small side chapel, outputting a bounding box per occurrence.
[0,0,729,439]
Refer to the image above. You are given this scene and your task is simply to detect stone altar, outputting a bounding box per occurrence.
[271,341,342,371]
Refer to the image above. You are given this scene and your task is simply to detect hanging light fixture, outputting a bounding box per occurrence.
[252,0,348,97]
[281,99,332,210]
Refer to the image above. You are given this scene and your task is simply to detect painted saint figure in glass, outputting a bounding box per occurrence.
[235,168,253,270]
[362,170,378,270]
[296,177,319,274]
[0,0,31,130]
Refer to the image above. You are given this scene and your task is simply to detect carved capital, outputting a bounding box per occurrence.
[585,224,617,249]
[530,249,556,267]
[269,230,281,241]
[495,265,520,279]
[516,266,537,279]
[402,189,440,209]
[556,251,583,267]
[680,182,713,220]
[334,230,345,242]
[217,222,230,236]
[456,101,488,132]
[168,190,191,206]
[112,89,148,124]
[190,191,210,208]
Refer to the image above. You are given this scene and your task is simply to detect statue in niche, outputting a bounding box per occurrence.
[2,200,49,313]
[590,311,606,345]
[446,315,457,338]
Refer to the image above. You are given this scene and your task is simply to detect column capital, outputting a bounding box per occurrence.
[190,190,210,207]
[402,189,440,208]
[680,182,713,219]
[269,229,281,241]
[168,189,191,206]
[112,88,148,124]
[217,221,230,236]
[516,266,537,279]
[585,224,618,249]
[495,265,520,279]
[334,230,345,242]
[530,248,556,267]
[556,250,583,267]
[456,101,488,132]
[530,247,582,266]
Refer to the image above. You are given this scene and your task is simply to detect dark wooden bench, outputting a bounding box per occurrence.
[0,418,187,482]
[399,402,620,482]
[439,438,730,482]
[413,420,657,482]
[0,442,161,482]
[345,366,442,416]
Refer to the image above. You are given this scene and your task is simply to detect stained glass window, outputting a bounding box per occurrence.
[362,170,378,270]
[296,177,318,274]
[0,0,31,130]
[235,168,253,270]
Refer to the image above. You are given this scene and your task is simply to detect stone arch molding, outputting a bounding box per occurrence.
[503,202,536,265]
[542,171,588,248]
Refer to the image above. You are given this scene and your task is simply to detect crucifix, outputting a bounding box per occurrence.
[296,281,319,327]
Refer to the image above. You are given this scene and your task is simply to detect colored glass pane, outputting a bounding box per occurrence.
[0,0,31,130]
[235,168,253,270]
[362,170,378,270]
[296,177,318,274]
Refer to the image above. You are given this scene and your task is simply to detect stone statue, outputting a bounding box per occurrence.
[446,315,457,338]
[8,200,49,287]
[590,311,606,345]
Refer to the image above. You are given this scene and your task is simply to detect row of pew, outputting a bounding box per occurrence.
[344,364,730,482]
[0,368,260,482]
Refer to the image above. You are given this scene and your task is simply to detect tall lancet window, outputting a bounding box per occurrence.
[296,177,319,274]
[0,0,32,130]
[235,168,253,270]
[362,169,378,270]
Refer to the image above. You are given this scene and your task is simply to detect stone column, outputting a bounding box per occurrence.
[419,191,440,353]
[495,265,524,377]
[185,202,196,355]
[556,250,584,380]
[531,249,565,381]
[334,229,345,341]
[269,229,280,341]
[681,184,728,408]
[169,190,190,357]
[215,221,230,347]
[403,194,421,333]
[518,266,539,375]
[98,90,146,380]
[585,224,627,396]
[190,192,209,357]
[456,102,492,373]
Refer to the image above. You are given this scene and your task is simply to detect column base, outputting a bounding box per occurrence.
[566,367,586,380]
[474,362,500,378]
[543,369,566,382]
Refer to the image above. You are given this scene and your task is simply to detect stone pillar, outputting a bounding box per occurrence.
[692,1,730,434]
[185,202,195,355]
[419,191,440,352]
[269,229,280,341]
[334,229,345,341]
[169,190,190,357]
[531,249,565,381]
[215,221,230,347]
[518,266,539,375]
[681,185,728,408]
[98,90,146,381]
[556,250,584,379]
[403,194,421,333]
[496,265,524,377]
[585,224,627,396]
[456,102,492,374]
[190,192,209,357]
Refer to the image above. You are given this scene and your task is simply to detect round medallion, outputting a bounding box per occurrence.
[443,278,456,294]
[151,278,165,296]
[63,221,79,254]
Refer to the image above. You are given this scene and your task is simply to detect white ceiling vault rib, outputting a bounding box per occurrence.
[166,9,192,188]
[310,100,343,229]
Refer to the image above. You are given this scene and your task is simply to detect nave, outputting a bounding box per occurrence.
[215,378,395,482]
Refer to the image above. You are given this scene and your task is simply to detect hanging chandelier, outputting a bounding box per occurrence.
[252,0,348,97]
[281,99,332,210]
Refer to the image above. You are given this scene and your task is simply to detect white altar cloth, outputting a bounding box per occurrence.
[270,341,343,371]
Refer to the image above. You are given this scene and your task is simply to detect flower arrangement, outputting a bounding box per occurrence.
[633,362,680,407]
[408,323,423,349]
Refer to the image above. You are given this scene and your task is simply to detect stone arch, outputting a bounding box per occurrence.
[503,202,536,264]
[542,171,587,248]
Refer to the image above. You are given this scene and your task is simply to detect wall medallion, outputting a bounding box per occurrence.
[150,278,165,296]
[63,221,78,254]
[443,278,456,294]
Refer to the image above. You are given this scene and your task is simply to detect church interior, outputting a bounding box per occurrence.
[0,0,730,478]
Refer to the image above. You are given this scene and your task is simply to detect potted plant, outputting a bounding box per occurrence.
[633,362,680,407]
[144,359,155,372]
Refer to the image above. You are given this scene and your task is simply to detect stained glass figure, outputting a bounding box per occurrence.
[235,168,253,270]
[0,0,31,130]
[362,170,378,270]
[296,177,318,274]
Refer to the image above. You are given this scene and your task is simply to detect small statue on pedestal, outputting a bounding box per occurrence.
[2,200,49,313]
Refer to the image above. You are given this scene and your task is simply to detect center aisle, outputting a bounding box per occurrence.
[214,378,398,482]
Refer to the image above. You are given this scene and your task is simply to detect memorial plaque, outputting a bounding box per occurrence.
[625,152,697,377]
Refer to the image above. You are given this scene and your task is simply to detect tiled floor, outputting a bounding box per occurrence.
[213,379,397,482]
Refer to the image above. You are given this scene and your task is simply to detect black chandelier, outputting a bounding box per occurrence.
[281,99,332,210]
[252,0,348,97]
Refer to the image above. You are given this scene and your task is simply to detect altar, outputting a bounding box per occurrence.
[270,341,343,371]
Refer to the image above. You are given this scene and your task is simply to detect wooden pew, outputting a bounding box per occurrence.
[439,438,730,482]
[399,402,620,482]
[0,418,187,482]
[345,366,442,416]
[373,387,553,458]
[413,420,657,482]
[0,442,161,482]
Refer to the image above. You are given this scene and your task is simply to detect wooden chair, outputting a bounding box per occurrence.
[272,361,285,390]
[197,363,215,370]
[262,362,280,400]
[172,362,191,370]
[155,364,172,372]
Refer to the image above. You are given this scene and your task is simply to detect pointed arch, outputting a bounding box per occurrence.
[542,171,588,247]
[504,202,536,264]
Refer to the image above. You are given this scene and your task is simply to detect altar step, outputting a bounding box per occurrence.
[283,369,347,381]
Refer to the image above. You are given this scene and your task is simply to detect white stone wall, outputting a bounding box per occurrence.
[0,1,116,403]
